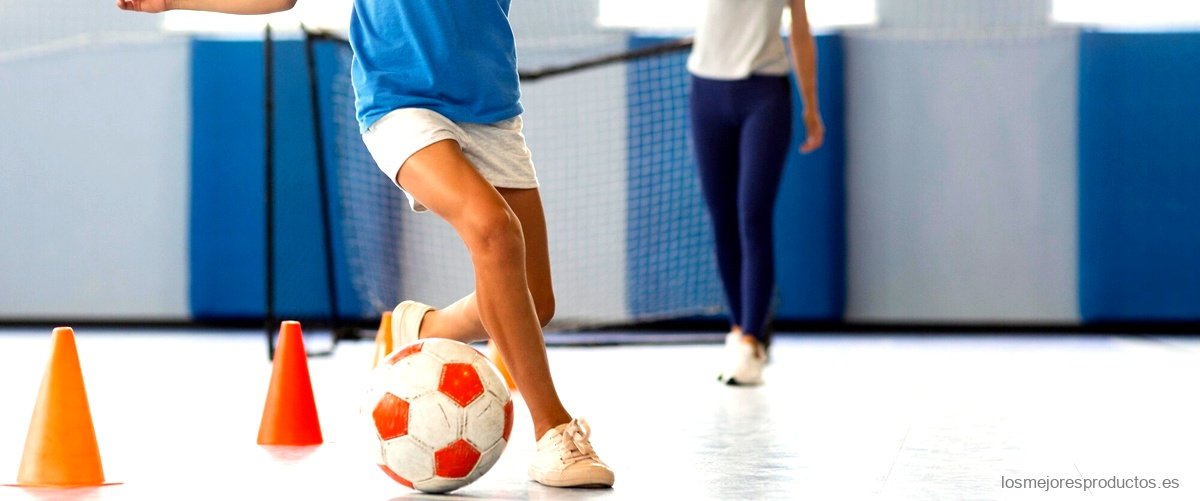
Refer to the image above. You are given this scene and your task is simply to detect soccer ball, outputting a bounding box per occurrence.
[364,338,514,493]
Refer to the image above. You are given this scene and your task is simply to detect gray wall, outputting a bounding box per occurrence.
[876,0,1050,31]
[0,0,162,53]
[844,0,1078,322]
[0,4,191,319]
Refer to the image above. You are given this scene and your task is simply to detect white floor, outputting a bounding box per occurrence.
[0,328,1197,500]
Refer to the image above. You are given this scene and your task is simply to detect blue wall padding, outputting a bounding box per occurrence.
[1078,31,1200,321]
[774,34,845,319]
[625,34,845,321]
[190,39,265,319]
[190,38,359,320]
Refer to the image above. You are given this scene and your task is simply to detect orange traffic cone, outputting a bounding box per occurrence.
[257,321,323,445]
[371,311,393,369]
[15,327,109,487]
[487,340,517,392]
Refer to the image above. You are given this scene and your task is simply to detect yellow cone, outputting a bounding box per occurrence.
[487,340,517,392]
[372,311,393,369]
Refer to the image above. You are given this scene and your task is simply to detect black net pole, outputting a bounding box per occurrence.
[303,28,350,352]
[264,24,277,361]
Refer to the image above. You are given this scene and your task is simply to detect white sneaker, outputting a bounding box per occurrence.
[528,418,615,488]
[717,332,767,386]
[390,300,433,348]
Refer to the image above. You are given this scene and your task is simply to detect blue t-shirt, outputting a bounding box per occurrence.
[349,0,523,132]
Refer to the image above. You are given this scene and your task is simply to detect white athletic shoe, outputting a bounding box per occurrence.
[717,331,767,386]
[391,300,433,348]
[528,418,615,488]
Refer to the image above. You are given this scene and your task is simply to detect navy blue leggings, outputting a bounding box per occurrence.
[689,75,792,342]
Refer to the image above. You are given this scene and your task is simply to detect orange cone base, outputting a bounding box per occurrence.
[5,481,123,488]
[259,444,321,463]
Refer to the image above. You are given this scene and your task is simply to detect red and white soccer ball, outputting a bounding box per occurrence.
[364,338,514,493]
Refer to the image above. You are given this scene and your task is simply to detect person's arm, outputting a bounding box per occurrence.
[788,0,824,153]
[116,0,296,15]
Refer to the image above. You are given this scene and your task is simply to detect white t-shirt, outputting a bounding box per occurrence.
[687,0,791,80]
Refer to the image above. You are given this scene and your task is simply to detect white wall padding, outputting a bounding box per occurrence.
[844,29,1079,323]
[0,37,191,319]
[0,0,162,55]
[876,0,1051,32]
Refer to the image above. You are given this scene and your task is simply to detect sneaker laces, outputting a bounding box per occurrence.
[557,419,598,465]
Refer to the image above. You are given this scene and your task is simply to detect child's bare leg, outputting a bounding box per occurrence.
[420,187,554,341]
[397,140,569,438]
[419,294,485,342]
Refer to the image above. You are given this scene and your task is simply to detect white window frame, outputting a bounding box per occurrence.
[598,0,877,31]
[1053,0,1200,30]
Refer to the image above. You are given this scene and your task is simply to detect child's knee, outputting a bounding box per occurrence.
[462,206,523,258]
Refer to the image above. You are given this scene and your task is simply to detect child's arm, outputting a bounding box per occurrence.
[116,0,296,15]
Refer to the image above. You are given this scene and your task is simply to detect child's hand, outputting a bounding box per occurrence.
[116,0,170,13]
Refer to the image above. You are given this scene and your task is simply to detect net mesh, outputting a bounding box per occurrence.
[313,6,724,329]
[327,44,408,317]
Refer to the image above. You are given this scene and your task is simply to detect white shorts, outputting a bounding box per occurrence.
[361,108,539,212]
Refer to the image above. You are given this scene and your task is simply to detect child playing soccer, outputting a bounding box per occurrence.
[116,0,615,488]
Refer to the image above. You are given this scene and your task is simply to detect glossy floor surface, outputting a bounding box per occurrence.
[1,329,1197,500]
